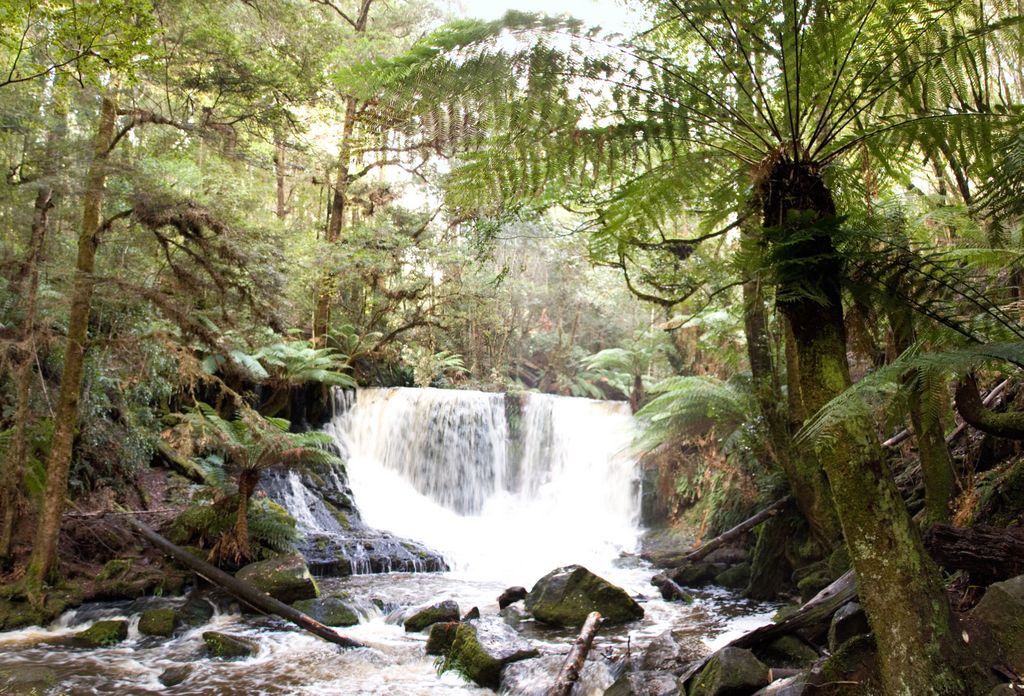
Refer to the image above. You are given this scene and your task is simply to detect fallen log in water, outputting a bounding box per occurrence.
[677,496,791,564]
[924,523,1024,585]
[547,611,602,696]
[126,515,364,649]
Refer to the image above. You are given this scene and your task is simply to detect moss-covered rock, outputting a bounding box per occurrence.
[0,591,81,631]
[714,562,751,589]
[671,561,721,587]
[203,631,258,658]
[138,607,178,637]
[688,647,770,696]
[605,671,679,696]
[445,619,539,689]
[827,544,851,579]
[292,597,359,627]
[69,619,129,648]
[968,573,1024,673]
[796,569,832,603]
[754,634,819,668]
[806,634,881,695]
[426,620,460,655]
[403,599,460,632]
[235,553,318,603]
[525,565,643,627]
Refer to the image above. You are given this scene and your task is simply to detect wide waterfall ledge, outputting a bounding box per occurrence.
[268,386,643,584]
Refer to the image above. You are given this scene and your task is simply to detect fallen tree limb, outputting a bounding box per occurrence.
[126,516,364,649]
[924,523,1024,585]
[678,570,856,686]
[677,496,791,564]
[547,611,602,696]
[155,440,211,485]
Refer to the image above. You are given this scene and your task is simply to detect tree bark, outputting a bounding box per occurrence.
[274,135,288,219]
[127,516,363,648]
[954,373,1024,440]
[25,93,118,588]
[233,467,259,561]
[924,523,1024,585]
[763,159,974,695]
[547,611,602,696]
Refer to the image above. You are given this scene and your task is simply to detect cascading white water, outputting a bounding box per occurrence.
[324,387,641,582]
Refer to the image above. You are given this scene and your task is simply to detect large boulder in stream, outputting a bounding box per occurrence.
[138,607,178,637]
[448,618,539,689]
[403,599,460,632]
[203,631,259,658]
[525,565,643,627]
[68,620,129,648]
[292,597,359,627]
[235,553,318,603]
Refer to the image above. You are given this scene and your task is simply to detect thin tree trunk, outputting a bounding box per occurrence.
[274,135,288,220]
[547,611,602,696]
[764,160,977,695]
[1,109,65,560]
[25,93,118,589]
[234,468,258,561]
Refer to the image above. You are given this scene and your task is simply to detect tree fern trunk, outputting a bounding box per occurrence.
[26,93,117,588]
[762,159,980,695]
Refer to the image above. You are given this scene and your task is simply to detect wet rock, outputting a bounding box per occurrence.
[605,671,678,696]
[203,631,259,658]
[525,565,644,627]
[670,562,722,587]
[806,634,881,695]
[498,586,528,609]
[0,665,58,695]
[640,630,710,672]
[0,592,81,631]
[969,574,1024,673]
[500,604,526,628]
[827,602,870,652]
[462,606,480,621]
[754,635,818,668]
[235,553,318,603]
[426,621,460,655]
[652,574,694,603]
[292,597,359,627]
[447,618,539,689]
[69,619,129,648]
[158,665,192,687]
[689,647,771,696]
[175,594,215,627]
[138,607,178,637]
[714,562,752,589]
[751,673,810,695]
[501,654,612,695]
[404,599,460,632]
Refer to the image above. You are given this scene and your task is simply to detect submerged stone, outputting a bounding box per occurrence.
[203,631,258,658]
[292,597,359,627]
[69,619,129,648]
[497,586,528,609]
[688,647,770,696]
[158,665,192,687]
[138,607,178,637]
[448,618,539,689]
[525,565,643,627]
[403,599,460,632]
[175,594,215,627]
[235,553,318,603]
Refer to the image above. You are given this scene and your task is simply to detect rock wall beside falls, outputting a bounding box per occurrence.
[260,389,449,577]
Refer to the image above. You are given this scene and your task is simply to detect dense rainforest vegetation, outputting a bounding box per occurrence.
[4,1,1024,694]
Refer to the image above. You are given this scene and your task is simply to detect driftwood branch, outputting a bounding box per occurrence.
[924,523,1024,585]
[679,496,791,564]
[126,516,363,649]
[548,611,603,696]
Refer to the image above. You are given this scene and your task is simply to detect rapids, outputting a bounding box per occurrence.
[0,388,779,695]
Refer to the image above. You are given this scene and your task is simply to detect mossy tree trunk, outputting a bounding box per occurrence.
[25,93,118,588]
[232,467,260,561]
[890,308,956,525]
[761,158,980,695]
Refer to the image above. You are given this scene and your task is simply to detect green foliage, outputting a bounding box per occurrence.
[171,489,298,560]
[636,375,753,449]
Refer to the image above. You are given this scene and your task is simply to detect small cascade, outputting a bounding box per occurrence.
[322,387,641,581]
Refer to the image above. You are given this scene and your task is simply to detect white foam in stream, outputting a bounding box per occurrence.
[323,387,641,582]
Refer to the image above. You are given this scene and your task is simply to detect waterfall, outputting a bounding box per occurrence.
[323,387,641,582]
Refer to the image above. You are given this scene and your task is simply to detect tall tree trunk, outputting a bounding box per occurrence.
[890,308,956,525]
[274,135,288,220]
[763,159,978,695]
[1,107,66,561]
[233,468,259,561]
[25,93,117,589]
[312,0,373,343]
[741,223,839,545]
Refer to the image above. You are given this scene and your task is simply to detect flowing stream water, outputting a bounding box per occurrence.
[0,388,777,695]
